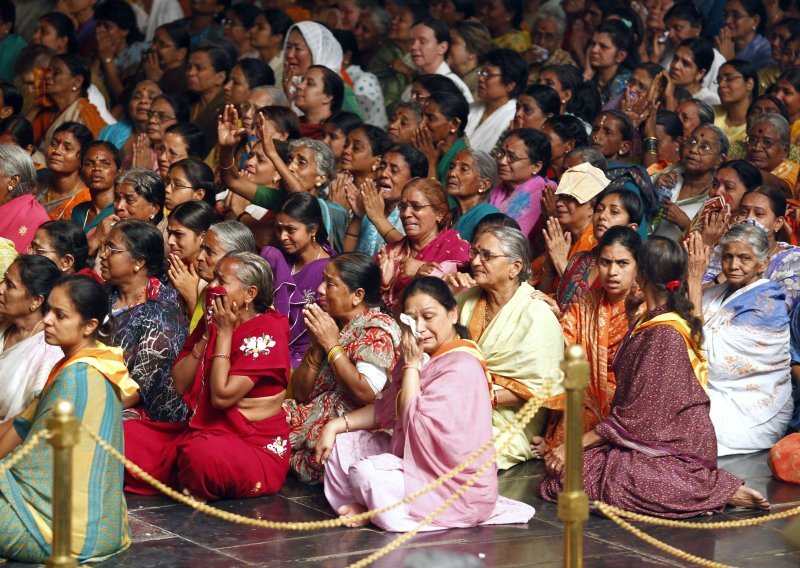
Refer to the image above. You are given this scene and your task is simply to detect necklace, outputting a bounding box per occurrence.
[115,286,147,311]
[3,319,44,351]
[43,178,83,220]
[291,246,323,276]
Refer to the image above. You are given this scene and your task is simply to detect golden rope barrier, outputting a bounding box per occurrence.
[0,428,51,477]
[81,376,555,532]
[596,502,735,568]
[593,501,800,529]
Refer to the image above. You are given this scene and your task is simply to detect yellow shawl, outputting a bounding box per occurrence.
[631,312,708,390]
[45,343,139,396]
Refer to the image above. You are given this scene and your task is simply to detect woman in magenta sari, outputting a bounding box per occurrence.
[0,145,49,254]
[377,178,470,313]
[317,277,534,531]
[540,237,771,516]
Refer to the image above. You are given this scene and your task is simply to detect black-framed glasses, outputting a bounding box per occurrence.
[469,247,511,262]
[477,68,502,79]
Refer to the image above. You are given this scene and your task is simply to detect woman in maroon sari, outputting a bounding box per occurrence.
[377,178,470,312]
[540,236,770,517]
[124,252,291,501]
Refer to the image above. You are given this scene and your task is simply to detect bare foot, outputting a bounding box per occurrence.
[182,487,207,504]
[728,486,770,510]
[337,503,369,527]
[530,436,546,459]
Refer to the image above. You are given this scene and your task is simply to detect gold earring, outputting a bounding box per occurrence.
[134,265,140,272]
[71,86,77,92]
[449,128,456,135]
[29,304,36,312]
[312,234,316,243]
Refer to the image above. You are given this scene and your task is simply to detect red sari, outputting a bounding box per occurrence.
[124,311,292,501]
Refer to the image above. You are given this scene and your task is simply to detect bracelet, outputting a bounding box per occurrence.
[380,226,397,239]
[237,211,249,222]
[345,231,360,238]
[644,137,659,155]
[304,352,321,371]
[219,159,236,170]
[342,413,349,433]
[191,343,204,359]
[327,345,344,363]
[402,364,420,372]
[211,353,231,361]
[329,350,345,366]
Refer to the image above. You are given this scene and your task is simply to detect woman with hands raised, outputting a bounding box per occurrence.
[285,253,399,485]
[317,276,534,530]
[413,89,470,185]
[343,145,427,256]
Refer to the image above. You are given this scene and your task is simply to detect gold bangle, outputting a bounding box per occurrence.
[342,413,349,433]
[345,231,360,238]
[380,226,396,239]
[326,345,344,363]
[191,343,204,359]
[219,159,236,170]
[329,351,345,366]
[304,352,320,371]
[212,353,230,361]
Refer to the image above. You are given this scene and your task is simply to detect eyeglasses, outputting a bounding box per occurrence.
[717,73,743,84]
[683,137,717,155]
[27,243,56,255]
[469,247,511,262]
[146,110,176,122]
[221,18,242,27]
[626,77,649,92]
[409,91,430,102]
[491,148,530,164]
[477,68,502,79]
[398,201,434,213]
[167,180,195,191]
[100,243,130,256]
[746,135,778,149]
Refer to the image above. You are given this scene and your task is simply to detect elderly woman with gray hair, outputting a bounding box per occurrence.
[686,222,793,456]
[218,107,348,251]
[0,145,49,254]
[525,3,576,82]
[125,251,293,501]
[445,148,500,242]
[745,113,798,193]
[451,225,565,469]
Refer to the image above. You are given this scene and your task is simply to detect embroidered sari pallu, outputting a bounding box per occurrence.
[124,312,292,501]
[702,279,793,456]
[458,282,565,470]
[0,346,135,563]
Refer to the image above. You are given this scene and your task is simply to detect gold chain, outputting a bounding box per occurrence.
[594,501,800,529]
[80,378,553,533]
[0,429,51,476]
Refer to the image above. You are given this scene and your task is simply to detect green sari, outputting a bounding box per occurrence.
[0,361,130,563]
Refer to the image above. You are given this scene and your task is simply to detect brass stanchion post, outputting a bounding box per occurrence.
[558,345,589,568]
[783,517,800,549]
[46,400,79,568]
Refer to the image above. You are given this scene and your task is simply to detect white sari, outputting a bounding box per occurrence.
[0,324,63,422]
[702,279,793,456]
[464,99,516,154]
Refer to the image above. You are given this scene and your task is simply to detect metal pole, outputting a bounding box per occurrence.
[783,517,800,550]
[558,344,590,568]
[46,400,79,568]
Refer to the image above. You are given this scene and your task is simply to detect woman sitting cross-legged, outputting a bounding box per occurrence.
[317,276,535,531]
[285,253,400,484]
[687,224,793,456]
[101,219,188,422]
[537,226,646,458]
[0,275,137,563]
[125,252,292,501]
[540,236,770,516]
[0,256,63,434]
[451,225,564,470]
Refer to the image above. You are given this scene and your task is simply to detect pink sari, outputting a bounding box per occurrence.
[380,229,470,312]
[0,195,50,253]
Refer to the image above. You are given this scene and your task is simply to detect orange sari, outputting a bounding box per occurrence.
[544,288,644,450]
[530,223,597,290]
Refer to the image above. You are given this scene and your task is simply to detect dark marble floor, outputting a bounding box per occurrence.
[8,451,800,567]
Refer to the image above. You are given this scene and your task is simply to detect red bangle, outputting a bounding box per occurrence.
[402,364,419,372]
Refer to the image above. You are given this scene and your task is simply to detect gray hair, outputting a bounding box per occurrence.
[289,139,335,190]
[251,85,288,107]
[0,145,36,197]
[208,221,256,254]
[468,149,498,188]
[224,251,275,313]
[687,98,715,126]
[474,225,532,282]
[720,222,770,264]
[533,2,567,38]
[366,5,391,36]
[566,147,607,170]
[694,124,730,156]
[750,113,791,149]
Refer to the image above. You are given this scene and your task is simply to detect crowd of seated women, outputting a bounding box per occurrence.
[3,0,800,561]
